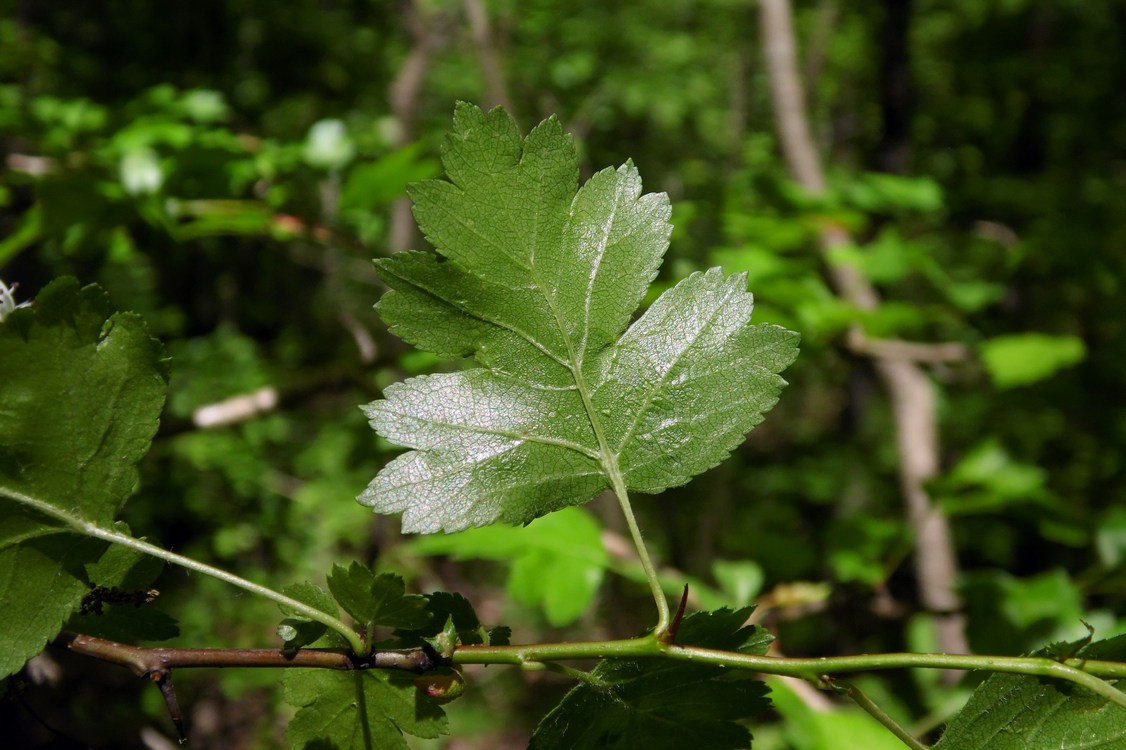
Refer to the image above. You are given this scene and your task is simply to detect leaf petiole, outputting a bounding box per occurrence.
[608,474,670,634]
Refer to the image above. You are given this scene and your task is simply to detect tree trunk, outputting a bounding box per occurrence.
[759,0,968,661]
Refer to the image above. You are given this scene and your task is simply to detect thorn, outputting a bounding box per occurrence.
[662,584,690,644]
[150,669,188,744]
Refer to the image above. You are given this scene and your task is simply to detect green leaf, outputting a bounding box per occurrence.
[962,569,1088,656]
[66,525,178,643]
[326,564,430,630]
[81,524,165,591]
[841,173,944,214]
[528,608,772,750]
[1096,506,1126,569]
[0,536,103,677]
[395,591,510,650]
[934,636,1126,749]
[0,278,168,524]
[711,560,765,608]
[979,333,1086,389]
[283,668,448,750]
[360,103,798,532]
[66,599,179,644]
[933,438,1050,516]
[282,581,341,620]
[278,581,341,649]
[0,278,168,678]
[340,144,439,210]
[408,506,609,626]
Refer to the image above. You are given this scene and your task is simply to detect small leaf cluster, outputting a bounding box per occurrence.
[279,565,509,750]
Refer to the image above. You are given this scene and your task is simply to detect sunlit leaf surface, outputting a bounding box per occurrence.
[361,104,798,532]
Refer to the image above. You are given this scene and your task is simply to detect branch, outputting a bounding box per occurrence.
[61,632,438,744]
[61,632,435,676]
[453,638,1126,709]
[846,328,968,364]
[61,631,1126,738]
[387,0,452,253]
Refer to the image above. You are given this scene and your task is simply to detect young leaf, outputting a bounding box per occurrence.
[283,668,448,750]
[360,103,799,532]
[278,581,341,649]
[934,636,1126,749]
[0,279,168,678]
[529,608,772,749]
[326,563,430,630]
[395,591,511,652]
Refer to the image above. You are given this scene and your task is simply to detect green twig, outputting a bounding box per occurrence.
[833,679,929,750]
[454,639,1126,708]
[1,485,366,655]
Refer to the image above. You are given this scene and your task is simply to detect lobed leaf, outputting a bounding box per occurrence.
[394,591,510,651]
[65,525,178,643]
[934,636,1126,749]
[0,537,102,677]
[326,564,430,630]
[529,607,772,749]
[278,581,341,650]
[361,104,798,532]
[0,279,167,525]
[283,668,448,750]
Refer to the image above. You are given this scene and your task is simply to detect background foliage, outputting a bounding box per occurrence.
[1,1,1124,747]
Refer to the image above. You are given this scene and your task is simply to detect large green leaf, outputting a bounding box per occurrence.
[529,608,773,750]
[934,636,1126,749]
[283,668,448,750]
[360,103,799,532]
[0,278,168,677]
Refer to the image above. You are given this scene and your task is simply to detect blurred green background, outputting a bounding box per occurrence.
[2,1,1124,747]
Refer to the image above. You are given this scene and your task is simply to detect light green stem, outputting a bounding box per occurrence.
[608,472,670,634]
[454,639,1126,709]
[835,679,929,750]
[1,485,366,655]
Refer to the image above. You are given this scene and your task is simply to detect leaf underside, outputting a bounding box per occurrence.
[361,103,799,533]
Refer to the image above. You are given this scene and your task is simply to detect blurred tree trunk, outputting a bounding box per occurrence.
[759,0,968,662]
[875,0,914,173]
[387,0,449,253]
[465,0,514,114]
